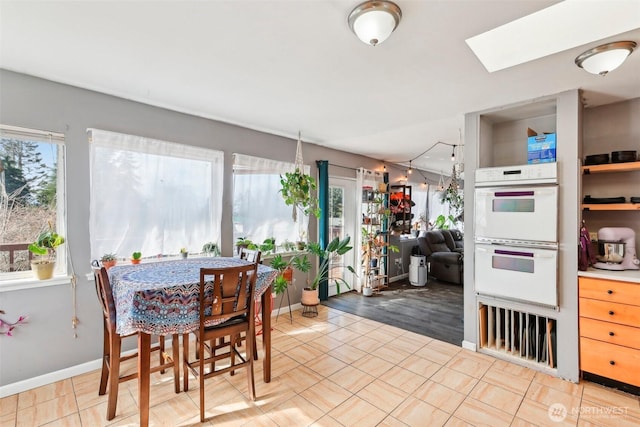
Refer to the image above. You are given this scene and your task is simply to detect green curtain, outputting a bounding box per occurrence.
[316,160,329,301]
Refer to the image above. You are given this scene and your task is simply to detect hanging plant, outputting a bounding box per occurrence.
[279,168,321,221]
[440,165,463,223]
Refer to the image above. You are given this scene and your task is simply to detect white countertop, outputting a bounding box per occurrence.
[578,268,640,284]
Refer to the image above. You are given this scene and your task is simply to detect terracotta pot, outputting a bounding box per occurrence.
[31,260,55,280]
[131,259,141,265]
[102,260,117,270]
[282,267,293,282]
[301,288,319,306]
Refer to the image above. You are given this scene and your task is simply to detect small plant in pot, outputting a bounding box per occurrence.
[235,237,255,255]
[131,251,142,264]
[270,253,311,296]
[28,225,65,280]
[201,242,220,257]
[100,253,117,270]
[180,247,188,259]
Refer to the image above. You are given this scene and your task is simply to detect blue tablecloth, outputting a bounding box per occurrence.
[109,257,277,335]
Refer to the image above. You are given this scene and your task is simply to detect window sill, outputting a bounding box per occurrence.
[0,276,73,293]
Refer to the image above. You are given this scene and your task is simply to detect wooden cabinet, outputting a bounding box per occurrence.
[579,276,640,386]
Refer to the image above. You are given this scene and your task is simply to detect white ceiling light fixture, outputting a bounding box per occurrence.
[348,1,402,47]
[575,41,637,76]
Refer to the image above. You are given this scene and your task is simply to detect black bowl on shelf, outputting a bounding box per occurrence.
[611,150,637,163]
[584,153,609,165]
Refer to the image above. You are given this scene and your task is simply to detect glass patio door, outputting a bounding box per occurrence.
[328,176,357,297]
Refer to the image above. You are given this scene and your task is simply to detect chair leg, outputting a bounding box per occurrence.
[247,331,256,401]
[98,324,109,396]
[229,334,236,376]
[199,337,206,423]
[253,333,258,361]
[172,334,180,393]
[159,335,166,374]
[106,334,122,420]
[182,333,190,392]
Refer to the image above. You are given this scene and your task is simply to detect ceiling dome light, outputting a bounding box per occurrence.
[348,1,402,46]
[575,41,636,76]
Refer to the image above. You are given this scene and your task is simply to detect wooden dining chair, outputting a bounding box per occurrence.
[91,261,181,421]
[183,262,258,422]
[239,247,261,263]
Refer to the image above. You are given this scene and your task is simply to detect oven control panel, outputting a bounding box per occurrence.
[475,163,557,186]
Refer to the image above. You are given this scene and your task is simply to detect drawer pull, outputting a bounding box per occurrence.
[609,331,615,336]
[607,289,613,294]
[609,310,615,315]
[610,360,615,366]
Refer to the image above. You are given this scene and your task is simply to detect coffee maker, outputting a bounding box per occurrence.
[593,227,640,271]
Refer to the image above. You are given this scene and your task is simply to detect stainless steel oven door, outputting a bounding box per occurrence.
[474,185,558,244]
[474,243,558,307]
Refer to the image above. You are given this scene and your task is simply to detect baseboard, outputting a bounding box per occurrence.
[389,274,409,283]
[462,340,477,352]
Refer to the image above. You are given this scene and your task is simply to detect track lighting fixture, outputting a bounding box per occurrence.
[408,160,412,174]
[451,145,456,162]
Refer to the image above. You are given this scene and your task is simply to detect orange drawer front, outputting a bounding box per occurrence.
[579,277,640,306]
[580,337,640,387]
[579,317,640,350]
[579,298,640,327]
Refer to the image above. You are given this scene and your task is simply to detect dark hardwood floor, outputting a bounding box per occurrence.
[322,278,464,346]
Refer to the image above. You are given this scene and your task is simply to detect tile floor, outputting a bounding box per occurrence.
[2,306,639,426]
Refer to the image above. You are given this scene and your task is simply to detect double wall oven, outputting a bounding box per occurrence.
[474,163,559,307]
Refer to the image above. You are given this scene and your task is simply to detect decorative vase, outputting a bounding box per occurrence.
[301,288,319,306]
[31,260,55,280]
[363,287,373,297]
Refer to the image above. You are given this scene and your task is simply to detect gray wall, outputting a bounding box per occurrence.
[0,69,431,387]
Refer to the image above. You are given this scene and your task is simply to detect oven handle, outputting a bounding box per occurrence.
[477,247,556,259]
[492,189,556,197]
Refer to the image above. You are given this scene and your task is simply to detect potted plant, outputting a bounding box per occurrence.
[201,242,220,256]
[100,253,117,270]
[441,165,464,224]
[179,247,188,259]
[361,228,398,296]
[259,237,276,255]
[131,251,142,264]
[303,236,356,305]
[269,253,311,295]
[235,237,255,255]
[28,225,65,280]
[279,168,321,221]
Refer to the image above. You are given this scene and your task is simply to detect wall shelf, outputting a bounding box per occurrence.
[582,161,640,174]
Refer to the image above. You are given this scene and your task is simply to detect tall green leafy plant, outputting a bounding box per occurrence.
[306,236,356,293]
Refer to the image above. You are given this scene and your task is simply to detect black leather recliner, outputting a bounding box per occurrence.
[417,230,463,285]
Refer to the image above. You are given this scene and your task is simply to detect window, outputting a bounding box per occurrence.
[89,129,223,260]
[232,154,310,247]
[0,125,66,280]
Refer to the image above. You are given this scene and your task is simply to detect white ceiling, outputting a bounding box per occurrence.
[1,0,639,174]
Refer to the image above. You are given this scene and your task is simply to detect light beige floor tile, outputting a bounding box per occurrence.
[328,365,375,393]
[344,319,379,335]
[0,394,17,417]
[578,398,640,426]
[414,344,457,365]
[482,365,533,395]
[413,380,466,414]
[16,393,78,427]
[379,366,427,394]
[430,366,479,395]
[511,417,540,426]
[398,354,441,379]
[454,397,513,427]
[392,334,430,354]
[271,332,303,352]
[199,396,263,426]
[378,415,410,426]
[516,398,578,427]
[378,324,409,338]
[278,364,324,393]
[269,352,301,378]
[392,396,450,427]
[327,343,367,365]
[240,412,280,427]
[17,379,74,410]
[267,394,324,426]
[371,344,412,365]
[357,379,409,413]
[446,353,493,379]
[581,382,640,419]
[533,372,583,396]
[310,414,345,427]
[305,353,348,377]
[299,378,352,413]
[330,326,363,343]
[526,382,582,414]
[355,354,395,377]
[0,412,16,427]
[328,395,388,427]
[251,377,298,414]
[468,380,524,415]
[350,334,384,353]
[41,412,82,426]
[444,416,475,427]
[491,359,537,381]
[306,334,345,353]
[364,328,397,344]
[285,342,325,364]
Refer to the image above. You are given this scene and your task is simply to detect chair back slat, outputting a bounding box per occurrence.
[239,248,262,264]
[199,263,257,327]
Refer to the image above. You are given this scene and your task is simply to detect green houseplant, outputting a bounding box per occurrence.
[269,253,311,295]
[28,225,65,280]
[131,251,142,264]
[100,253,117,270]
[201,242,220,256]
[303,236,356,305]
[279,168,321,221]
